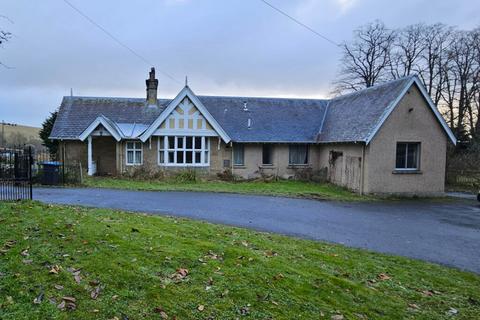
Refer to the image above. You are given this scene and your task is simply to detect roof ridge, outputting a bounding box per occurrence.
[331,75,416,101]
[197,94,328,102]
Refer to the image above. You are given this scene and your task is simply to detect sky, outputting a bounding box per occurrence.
[0,0,479,127]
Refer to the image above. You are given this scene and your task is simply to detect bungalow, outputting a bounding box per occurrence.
[50,68,456,195]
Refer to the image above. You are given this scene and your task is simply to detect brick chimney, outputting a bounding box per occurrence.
[146,67,158,106]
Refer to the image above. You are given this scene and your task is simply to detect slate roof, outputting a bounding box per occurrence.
[50,75,425,143]
[318,76,413,143]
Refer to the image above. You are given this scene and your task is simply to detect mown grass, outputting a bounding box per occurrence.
[1,202,479,319]
[84,176,372,202]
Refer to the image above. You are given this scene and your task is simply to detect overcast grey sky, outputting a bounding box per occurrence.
[1,0,479,127]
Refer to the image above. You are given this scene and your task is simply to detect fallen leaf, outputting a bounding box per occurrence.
[241,240,249,247]
[20,249,29,257]
[197,305,205,311]
[239,306,249,315]
[112,295,119,300]
[22,259,33,264]
[170,268,188,281]
[74,274,82,284]
[422,290,434,297]
[154,307,169,319]
[408,303,420,310]
[49,265,61,274]
[54,284,64,290]
[331,315,344,320]
[378,273,391,281]
[273,273,284,281]
[33,292,44,304]
[264,250,278,257]
[62,296,76,303]
[446,307,458,316]
[91,286,101,300]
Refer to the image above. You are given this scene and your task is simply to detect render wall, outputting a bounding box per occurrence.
[364,85,448,195]
[232,144,322,180]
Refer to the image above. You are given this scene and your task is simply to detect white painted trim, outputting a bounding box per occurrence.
[79,115,122,142]
[87,135,94,176]
[157,135,210,166]
[365,76,457,145]
[153,129,218,137]
[139,86,231,143]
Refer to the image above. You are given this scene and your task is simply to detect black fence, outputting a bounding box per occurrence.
[34,149,82,185]
[0,146,32,201]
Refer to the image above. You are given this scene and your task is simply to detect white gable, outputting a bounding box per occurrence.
[140,86,231,143]
[153,97,217,137]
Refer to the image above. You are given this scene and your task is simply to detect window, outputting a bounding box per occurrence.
[395,142,420,170]
[126,141,142,165]
[233,144,244,166]
[289,144,309,165]
[262,144,272,165]
[158,136,210,166]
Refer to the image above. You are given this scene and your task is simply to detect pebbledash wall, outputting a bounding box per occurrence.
[57,85,448,195]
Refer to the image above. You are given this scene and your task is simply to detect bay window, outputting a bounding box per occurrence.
[158,136,210,166]
[126,141,143,165]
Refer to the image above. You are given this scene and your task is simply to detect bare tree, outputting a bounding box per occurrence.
[334,21,395,93]
[0,15,12,68]
[447,30,480,139]
[390,24,424,79]
[416,24,453,105]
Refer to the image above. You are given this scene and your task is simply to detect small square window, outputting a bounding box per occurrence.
[395,142,420,170]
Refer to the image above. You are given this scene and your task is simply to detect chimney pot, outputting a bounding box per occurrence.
[146,67,158,106]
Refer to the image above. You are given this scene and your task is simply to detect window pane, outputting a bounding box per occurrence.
[186,137,193,149]
[194,137,202,150]
[233,144,244,165]
[134,142,141,149]
[289,145,308,164]
[396,143,407,169]
[177,137,184,149]
[186,151,193,163]
[205,137,209,150]
[127,151,133,164]
[195,152,201,164]
[262,145,272,165]
[159,137,164,150]
[407,144,419,169]
[159,151,164,163]
[127,142,134,149]
[135,151,142,164]
[177,151,184,163]
[168,152,174,163]
[168,137,175,149]
[204,151,209,164]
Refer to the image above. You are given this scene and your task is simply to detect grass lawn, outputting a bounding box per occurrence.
[83,176,372,202]
[1,202,479,319]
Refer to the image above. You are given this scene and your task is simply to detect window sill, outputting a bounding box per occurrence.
[233,165,246,169]
[287,164,310,168]
[259,165,275,169]
[392,169,422,174]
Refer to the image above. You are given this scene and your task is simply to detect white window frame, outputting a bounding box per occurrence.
[158,136,210,167]
[126,141,143,166]
[395,142,421,171]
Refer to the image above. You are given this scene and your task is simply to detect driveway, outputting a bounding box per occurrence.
[33,187,480,273]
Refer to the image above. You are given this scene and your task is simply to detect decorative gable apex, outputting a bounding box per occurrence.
[139,86,231,143]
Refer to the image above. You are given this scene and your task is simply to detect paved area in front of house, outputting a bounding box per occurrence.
[33,187,480,273]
